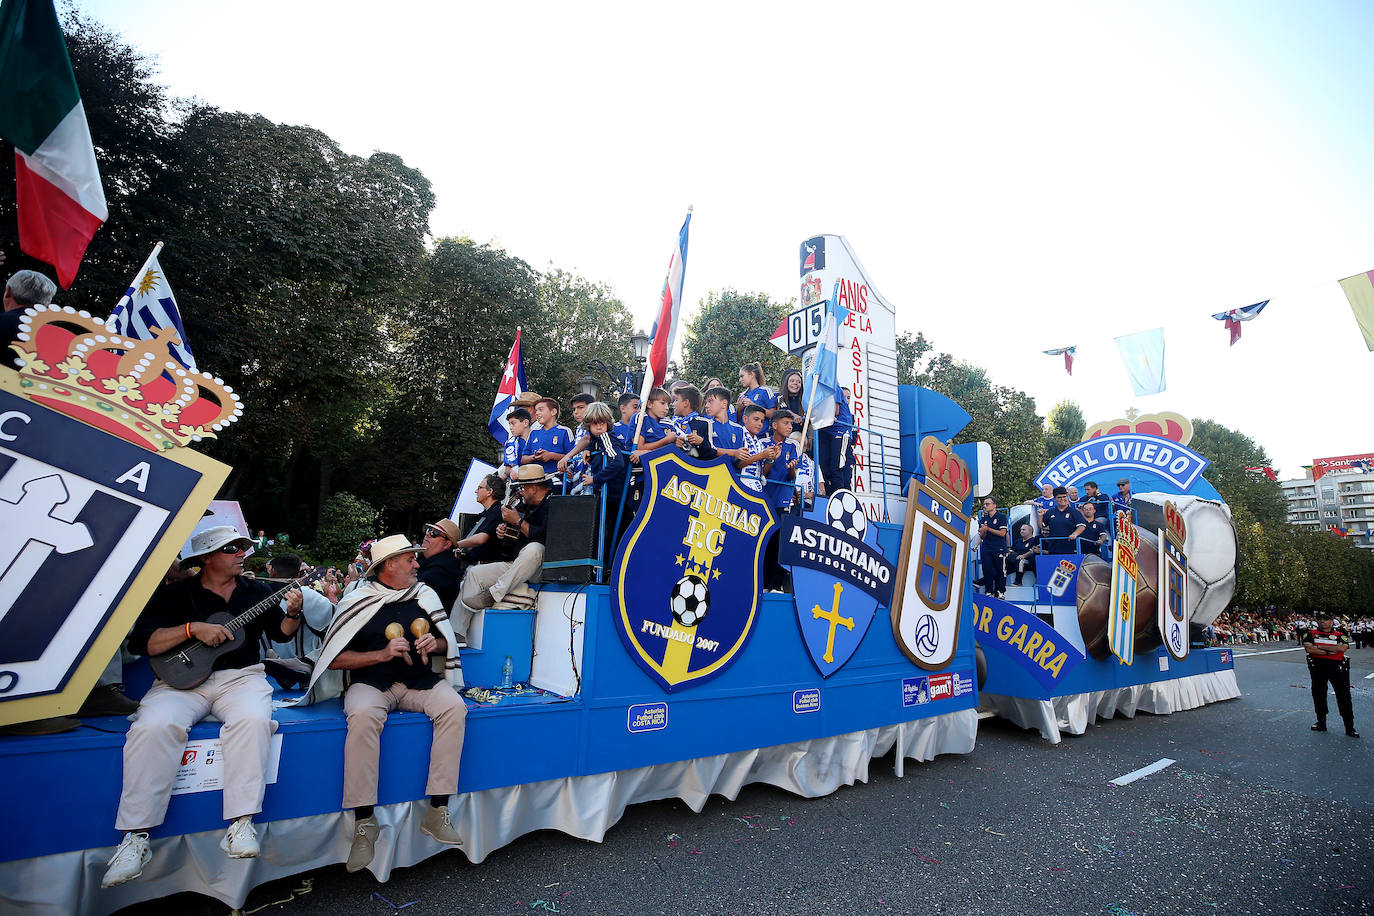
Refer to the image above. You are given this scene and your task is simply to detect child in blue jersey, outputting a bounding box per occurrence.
[738,403,778,492]
[702,377,737,422]
[568,393,594,484]
[670,385,706,457]
[736,362,775,419]
[578,402,632,558]
[502,408,532,480]
[630,387,678,466]
[762,409,800,591]
[612,392,641,448]
[697,387,747,461]
[524,397,574,485]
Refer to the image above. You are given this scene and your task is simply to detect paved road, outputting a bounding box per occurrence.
[133,645,1373,916]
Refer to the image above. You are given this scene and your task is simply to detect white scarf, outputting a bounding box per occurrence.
[289,579,463,706]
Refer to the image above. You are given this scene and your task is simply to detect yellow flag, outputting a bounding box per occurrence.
[1338,270,1374,351]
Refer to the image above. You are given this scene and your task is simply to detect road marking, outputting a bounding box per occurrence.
[1110,758,1176,786]
[1231,647,1304,657]
[1364,672,1374,680]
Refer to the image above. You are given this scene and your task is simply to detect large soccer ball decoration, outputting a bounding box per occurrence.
[670,574,710,628]
[1132,493,1237,626]
[1075,529,1162,661]
[826,489,867,540]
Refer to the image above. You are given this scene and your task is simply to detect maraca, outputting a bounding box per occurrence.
[384,622,405,640]
[410,618,431,638]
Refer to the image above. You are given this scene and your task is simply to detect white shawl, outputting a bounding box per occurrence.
[289,579,464,706]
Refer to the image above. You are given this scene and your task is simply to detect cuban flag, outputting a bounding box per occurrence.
[636,209,693,408]
[1043,345,1075,376]
[801,281,851,430]
[488,329,527,443]
[1211,300,1268,346]
[108,243,197,370]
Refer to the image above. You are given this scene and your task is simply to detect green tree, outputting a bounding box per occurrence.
[313,492,379,567]
[525,268,633,403]
[895,331,934,386]
[680,290,797,391]
[1188,419,1287,526]
[1044,399,1085,462]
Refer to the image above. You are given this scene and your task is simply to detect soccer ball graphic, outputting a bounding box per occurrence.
[914,613,940,656]
[826,489,867,540]
[1132,493,1237,626]
[670,574,710,628]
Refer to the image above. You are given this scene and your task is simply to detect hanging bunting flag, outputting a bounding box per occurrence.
[1042,346,1076,375]
[1353,459,1373,475]
[1210,300,1268,346]
[1330,524,1350,538]
[1243,466,1278,483]
[1113,328,1166,396]
[1338,270,1374,351]
[0,0,109,287]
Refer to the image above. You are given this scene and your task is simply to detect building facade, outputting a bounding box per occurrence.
[1279,451,1374,549]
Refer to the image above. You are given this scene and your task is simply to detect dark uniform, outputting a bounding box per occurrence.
[1041,504,1086,555]
[1305,622,1358,737]
[977,508,1008,596]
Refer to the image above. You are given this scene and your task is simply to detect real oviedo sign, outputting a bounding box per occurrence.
[1034,434,1209,492]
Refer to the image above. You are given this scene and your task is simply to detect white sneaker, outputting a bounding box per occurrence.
[101,831,151,887]
[220,816,260,858]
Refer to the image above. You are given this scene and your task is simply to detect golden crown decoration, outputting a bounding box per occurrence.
[918,436,973,502]
[1082,408,1193,446]
[1162,499,1187,547]
[6,305,242,451]
[1114,508,1140,550]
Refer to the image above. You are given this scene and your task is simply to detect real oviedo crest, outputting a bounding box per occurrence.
[890,438,972,671]
[611,451,775,693]
[780,489,895,677]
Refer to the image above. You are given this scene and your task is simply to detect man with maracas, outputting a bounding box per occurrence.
[294,534,468,874]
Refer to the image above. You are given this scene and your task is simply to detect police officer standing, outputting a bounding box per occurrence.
[976,497,1009,598]
[1304,611,1359,738]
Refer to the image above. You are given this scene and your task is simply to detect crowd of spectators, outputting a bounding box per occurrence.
[1208,607,1374,647]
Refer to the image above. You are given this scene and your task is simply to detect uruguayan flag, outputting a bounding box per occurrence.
[109,244,197,370]
[802,282,850,429]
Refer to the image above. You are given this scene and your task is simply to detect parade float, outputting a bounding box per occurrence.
[974,411,1241,743]
[0,238,993,915]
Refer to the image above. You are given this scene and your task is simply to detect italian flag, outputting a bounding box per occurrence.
[0,0,106,288]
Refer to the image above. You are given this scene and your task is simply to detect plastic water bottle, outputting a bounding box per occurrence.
[501,655,514,688]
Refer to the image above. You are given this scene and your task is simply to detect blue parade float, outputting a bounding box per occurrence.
[973,415,1241,743]
[0,382,985,915]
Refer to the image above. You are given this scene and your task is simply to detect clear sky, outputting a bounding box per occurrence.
[77,0,1374,479]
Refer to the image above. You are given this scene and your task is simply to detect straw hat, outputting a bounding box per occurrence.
[426,519,462,543]
[510,390,542,409]
[364,534,424,576]
[180,525,254,569]
[512,464,554,487]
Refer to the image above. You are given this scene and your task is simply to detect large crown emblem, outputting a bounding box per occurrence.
[7,305,241,451]
[1082,408,1193,446]
[918,436,972,502]
[1162,499,1187,547]
[1114,508,1140,551]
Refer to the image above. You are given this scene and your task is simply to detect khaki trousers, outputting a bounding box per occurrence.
[115,665,275,831]
[454,542,545,637]
[343,680,467,808]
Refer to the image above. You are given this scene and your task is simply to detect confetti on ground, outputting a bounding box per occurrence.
[233,879,315,915]
[372,891,419,910]
[1050,867,1068,872]
[1074,842,1091,854]
[912,850,941,864]
[983,827,1007,836]
[666,833,680,848]
[939,802,949,809]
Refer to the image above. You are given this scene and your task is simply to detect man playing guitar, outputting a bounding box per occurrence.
[102,526,304,888]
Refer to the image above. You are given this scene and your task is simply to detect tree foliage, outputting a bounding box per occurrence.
[680,290,797,390]
[1188,419,1287,526]
[1045,399,1085,461]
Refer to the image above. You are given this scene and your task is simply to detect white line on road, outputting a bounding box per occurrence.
[1110,758,1176,786]
[1231,647,1305,657]
[1364,672,1374,680]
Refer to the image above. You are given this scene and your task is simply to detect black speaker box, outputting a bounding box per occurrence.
[537,494,600,584]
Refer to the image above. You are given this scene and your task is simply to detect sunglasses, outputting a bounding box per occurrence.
[217,544,246,554]
[424,528,447,539]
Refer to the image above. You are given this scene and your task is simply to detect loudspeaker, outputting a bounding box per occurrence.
[457,512,481,538]
[538,494,600,584]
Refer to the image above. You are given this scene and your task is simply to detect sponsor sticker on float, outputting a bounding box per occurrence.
[901,675,930,707]
[172,735,283,796]
[792,688,821,714]
[952,670,975,697]
[928,673,953,701]
[627,702,669,733]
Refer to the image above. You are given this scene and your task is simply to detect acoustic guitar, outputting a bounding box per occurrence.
[150,570,325,690]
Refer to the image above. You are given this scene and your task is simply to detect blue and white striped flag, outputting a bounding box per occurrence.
[109,243,197,370]
[1113,327,1165,397]
[801,281,850,430]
